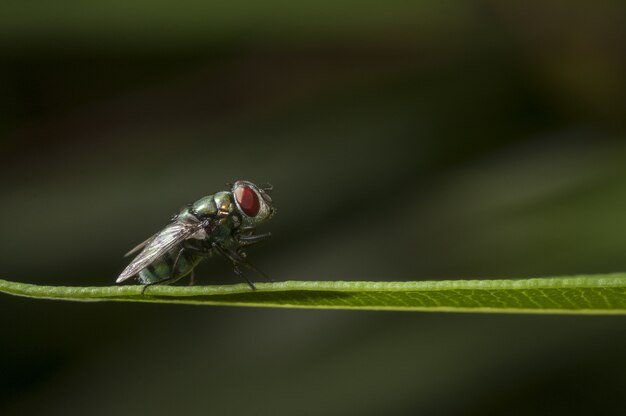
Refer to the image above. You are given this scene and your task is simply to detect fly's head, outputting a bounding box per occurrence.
[232,180,276,227]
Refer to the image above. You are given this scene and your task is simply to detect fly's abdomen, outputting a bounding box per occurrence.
[137,246,201,284]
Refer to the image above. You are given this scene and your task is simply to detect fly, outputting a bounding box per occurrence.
[117,180,275,294]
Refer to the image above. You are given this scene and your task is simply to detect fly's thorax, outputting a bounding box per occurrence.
[182,192,241,244]
[191,192,234,219]
[191,195,217,218]
[176,206,197,222]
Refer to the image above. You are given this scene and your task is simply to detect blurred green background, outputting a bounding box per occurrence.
[2,1,626,414]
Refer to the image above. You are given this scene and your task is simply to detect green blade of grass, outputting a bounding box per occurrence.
[2,274,626,314]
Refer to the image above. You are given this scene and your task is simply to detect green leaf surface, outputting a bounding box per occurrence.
[3,274,626,314]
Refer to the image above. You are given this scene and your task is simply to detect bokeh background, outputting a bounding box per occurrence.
[2,1,626,414]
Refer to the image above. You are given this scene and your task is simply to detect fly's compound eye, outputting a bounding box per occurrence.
[234,185,260,217]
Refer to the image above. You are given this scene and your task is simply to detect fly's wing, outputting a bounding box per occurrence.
[116,220,203,283]
[124,233,157,258]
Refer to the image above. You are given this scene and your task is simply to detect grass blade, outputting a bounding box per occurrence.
[2,274,626,314]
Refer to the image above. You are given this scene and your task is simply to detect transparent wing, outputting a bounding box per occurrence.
[124,233,157,258]
[116,220,204,283]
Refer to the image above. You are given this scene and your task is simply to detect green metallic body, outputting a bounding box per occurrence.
[137,192,240,285]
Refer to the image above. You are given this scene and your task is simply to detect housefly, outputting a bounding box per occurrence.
[117,180,275,293]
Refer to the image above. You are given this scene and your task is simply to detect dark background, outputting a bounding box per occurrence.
[2,1,626,414]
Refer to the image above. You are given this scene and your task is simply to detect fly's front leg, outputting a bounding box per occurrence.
[212,243,271,288]
[238,226,256,234]
[237,232,272,248]
[232,265,256,290]
[236,233,273,281]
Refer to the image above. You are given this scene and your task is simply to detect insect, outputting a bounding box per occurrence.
[117,180,275,293]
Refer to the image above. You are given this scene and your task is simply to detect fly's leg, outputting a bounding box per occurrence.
[236,233,274,282]
[212,243,270,289]
[212,243,255,289]
[233,265,256,290]
[171,246,184,275]
[189,269,196,286]
[228,245,272,282]
[237,232,272,248]
[141,275,180,295]
[236,232,273,281]
[236,246,273,283]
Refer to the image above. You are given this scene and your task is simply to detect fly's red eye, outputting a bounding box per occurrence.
[234,186,260,217]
